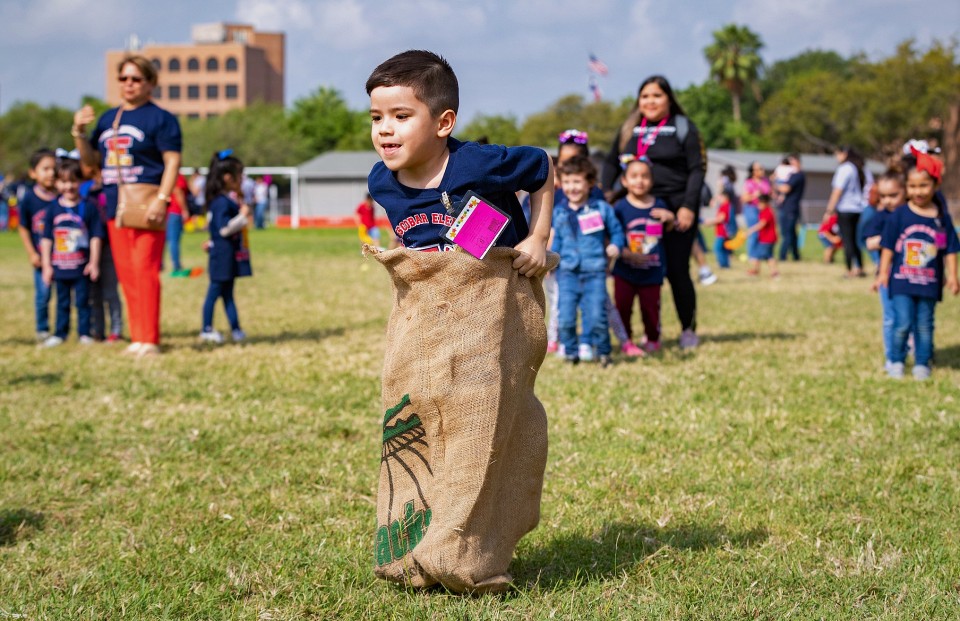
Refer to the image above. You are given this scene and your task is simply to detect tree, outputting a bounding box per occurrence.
[704,23,764,149]
[518,94,634,152]
[457,114,520,146]
[761,49,852,99]
[288,87,362,155]
[0,102,73,176]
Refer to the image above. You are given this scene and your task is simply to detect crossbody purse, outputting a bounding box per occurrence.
[112,108,165,230]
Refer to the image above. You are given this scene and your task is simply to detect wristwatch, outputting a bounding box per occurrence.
[157,193,172,204]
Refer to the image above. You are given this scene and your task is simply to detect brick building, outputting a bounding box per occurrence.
[105,23,284,119]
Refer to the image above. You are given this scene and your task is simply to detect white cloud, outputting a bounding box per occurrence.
[0,0,135,44]
[237,0,373,48]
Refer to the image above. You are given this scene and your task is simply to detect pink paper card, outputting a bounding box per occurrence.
[646,221,663,237]
[577,211,605,234]
[443,194,510,259]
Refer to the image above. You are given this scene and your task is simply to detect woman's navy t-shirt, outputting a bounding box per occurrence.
[367,138,550,251]
[881,204,960,301]
[611,197,668,286]
[89,102,182,219]
[18,187,58,251]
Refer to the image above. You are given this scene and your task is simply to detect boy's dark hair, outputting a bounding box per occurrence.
[558,155,597,184]
[55,158,82,180]
[29,148,56,170]
[205,150,244,206]
[758,192,772,203]
[878,168,905,185]
[365,50,459,117]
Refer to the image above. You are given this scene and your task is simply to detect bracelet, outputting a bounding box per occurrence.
[71,127,84,139]
[157,193,171,203]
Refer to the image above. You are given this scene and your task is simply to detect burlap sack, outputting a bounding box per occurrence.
[368,246,559,594]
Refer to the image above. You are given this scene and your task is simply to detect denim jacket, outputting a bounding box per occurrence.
[551,198,625,272]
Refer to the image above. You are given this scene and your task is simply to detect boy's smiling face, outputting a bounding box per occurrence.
[369,85,453,180]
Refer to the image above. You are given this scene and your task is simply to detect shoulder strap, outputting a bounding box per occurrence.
[112,108,124,191]
[675,115,689,144]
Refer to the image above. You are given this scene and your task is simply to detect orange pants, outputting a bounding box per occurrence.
[108,220,165,345]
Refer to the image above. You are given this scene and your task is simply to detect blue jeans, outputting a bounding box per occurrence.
[714,236,731,268]
[743,205,759,259]
[255,202,267,229]
[55,276,90,339]
[203,279,240,332]
[878,286,895,363]
[166,213,184,272]
[891,294,935,366]
[778,210,800,261]
[558,270,610,356]
[857,205,876,255]
[33,267,52,333]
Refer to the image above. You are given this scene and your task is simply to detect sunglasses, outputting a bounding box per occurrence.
[117,75,145,83]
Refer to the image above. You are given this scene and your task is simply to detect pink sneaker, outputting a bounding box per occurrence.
[547,341,559,354]
[620,341,645,357]
[643,340,662,353]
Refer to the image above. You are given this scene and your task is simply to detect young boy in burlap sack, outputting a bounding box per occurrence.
[365,50,557,594]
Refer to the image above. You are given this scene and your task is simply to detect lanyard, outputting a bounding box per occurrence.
[636,116,668,159]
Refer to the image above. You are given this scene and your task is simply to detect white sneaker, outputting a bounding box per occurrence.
[79,335,96,345]
[698,266,718,286]
[200,330,224,344]
[887,362,904,379]
[912,365,931,381]
[124,342,143,355]
[42,335,64,348]
[137,343,160,357]
[679,329,699,350]
[578,343,595,362]
[36,331,50,342]
[231,329,246,342]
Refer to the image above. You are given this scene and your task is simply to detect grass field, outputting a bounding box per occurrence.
[2,227,960,620]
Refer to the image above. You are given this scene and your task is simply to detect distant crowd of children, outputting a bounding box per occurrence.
[15,148,256,348]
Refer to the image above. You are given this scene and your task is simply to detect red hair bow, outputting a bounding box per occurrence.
[911,146,943,183]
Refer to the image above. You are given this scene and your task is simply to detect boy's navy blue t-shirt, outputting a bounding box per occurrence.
[611,197,668,286]
[862,207,894,240]
[18,186,58,251]
[42,198,104,280]
[881,203,960,301]
[367,138,550,251]
[89,102,182,220]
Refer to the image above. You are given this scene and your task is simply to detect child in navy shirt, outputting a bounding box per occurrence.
[875,153,959,380]
[16,149,58,340]
[864,170,906,371]
[200,151,252,344]
[551,156,624,366]
[40,158,103,346]
[612,156,674,354]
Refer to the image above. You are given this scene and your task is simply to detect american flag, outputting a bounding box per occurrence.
[588,54,608,76]
[588,76,602,102]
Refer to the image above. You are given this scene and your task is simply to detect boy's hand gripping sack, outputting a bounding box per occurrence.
[367,246,559,594]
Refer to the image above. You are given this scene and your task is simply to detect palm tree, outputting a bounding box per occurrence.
[704,24,764,149]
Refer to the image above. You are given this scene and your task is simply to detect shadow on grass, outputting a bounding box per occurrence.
[7,372,62,386]
[702,331,801,344]
[167,326,348,348]
[0,337,40,346]
[934,344,960,369]
[0,509,45,546]
[511,521,769,589]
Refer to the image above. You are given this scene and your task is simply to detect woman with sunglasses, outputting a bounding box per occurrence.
[601,76,706,350]
[72,54,182,357]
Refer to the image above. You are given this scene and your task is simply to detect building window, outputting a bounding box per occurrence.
[187,113,200,119]
[151,58,162,71]
[187,57,199,72]
[207,113,219,119]
[225,84,239,99]
[168,58,181,72]
[154,85,162,99]
[206,85,219,99]
[168,85,181,100]
[225,57,238,71]
[187,85,200,100]
[206,57,219,71]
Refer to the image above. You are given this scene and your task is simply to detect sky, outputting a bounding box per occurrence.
[1,0,958,125]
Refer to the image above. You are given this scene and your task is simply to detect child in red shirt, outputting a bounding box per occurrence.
[745,193,779,277]
[817,212,842,264]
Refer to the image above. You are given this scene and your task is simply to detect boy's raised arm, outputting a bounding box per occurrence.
[513,156,555,278]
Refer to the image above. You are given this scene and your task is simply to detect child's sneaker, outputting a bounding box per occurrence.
[547,341,559,354]
[42,335,64,348]
[565,355,579,365]
[912,365,931,381]
[578,343,594,362]
[643,340,662,353]
[620,341,645,357]
[78,335,96,345]
[698,266,718,285]
[599,355,612,368]
[679,329,699,350]
[36,331,50,342]
[554,343,566,358]
[231,329,246,342]
[887,362,905,379]
[106,334,121,344]
[200,330,224,344]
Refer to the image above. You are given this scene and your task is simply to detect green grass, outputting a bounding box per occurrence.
[2,228,960,620]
